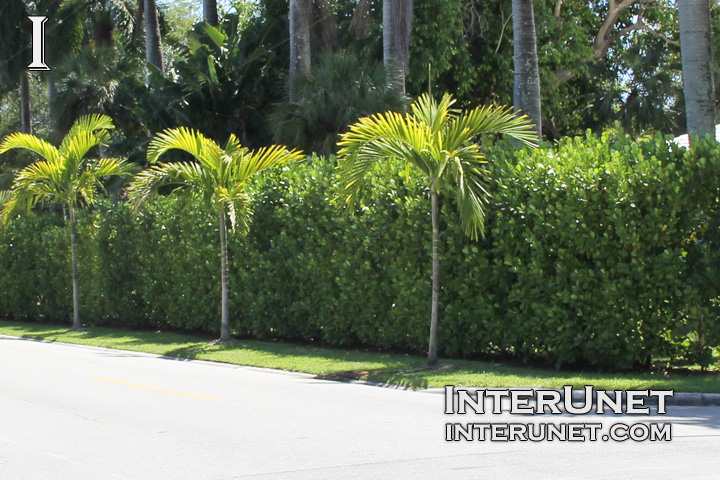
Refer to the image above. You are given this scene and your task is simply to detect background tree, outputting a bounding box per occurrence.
[0,0,32,134]
[337,93,537,366]
[271,52,406,156]
[289,0,312,77]
[145,0,164,74]
[679,0,716,137]
[383,0,413,94]
[0,114,136,329]
[204,0,219,26]
[512,0,542,140]
[127,127,303,342]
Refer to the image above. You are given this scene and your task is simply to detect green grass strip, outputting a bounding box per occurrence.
[1,320,718,393]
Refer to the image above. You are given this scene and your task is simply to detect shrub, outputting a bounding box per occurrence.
[1,133,719,370]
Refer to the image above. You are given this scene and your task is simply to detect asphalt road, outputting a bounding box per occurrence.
[1,336,719,479]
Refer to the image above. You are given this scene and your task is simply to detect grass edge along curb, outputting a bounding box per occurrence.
[1,321,719,394]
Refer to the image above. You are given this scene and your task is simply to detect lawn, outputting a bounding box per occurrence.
[1,320,718,393]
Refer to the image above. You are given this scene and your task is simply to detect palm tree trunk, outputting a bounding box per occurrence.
[69,205,81,329]
[204,0,219,26]
[133,0,145,45]
[20,70,32,134]
[383,0,413,95]
[512,0,542,141]
[219,208,231,342]
[47,72,59,143]
[289,0,311,101]
[427,189,440,366]
[144,0,164,75]
[678,0,715,138]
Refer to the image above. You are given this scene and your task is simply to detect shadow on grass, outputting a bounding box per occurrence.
[314,364,463,390]
[3,320,720,393]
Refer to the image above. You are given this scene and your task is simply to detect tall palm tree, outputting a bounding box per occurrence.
[678,0,715,138]
[145,0,164,74]
[289,0,312,101]
[512,0,542,140]
[127,127,303,342]
[0,0,32,133]
[0,114,137,329]
[383,0,413,95]
[337,93,537,366]
[204,0,219,26]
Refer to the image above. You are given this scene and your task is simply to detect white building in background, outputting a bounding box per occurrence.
[672,125,720,148]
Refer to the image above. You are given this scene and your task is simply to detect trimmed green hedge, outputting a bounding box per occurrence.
[1,132,719,369]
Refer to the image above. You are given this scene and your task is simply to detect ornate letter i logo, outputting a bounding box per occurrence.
[27,16,50,71]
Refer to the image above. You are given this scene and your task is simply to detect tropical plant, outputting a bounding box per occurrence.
[127,127,303,342]
[0,114,136,329]
[337,93,537,366]
[271,53,406,156]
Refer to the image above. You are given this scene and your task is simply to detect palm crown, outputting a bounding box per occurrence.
[128,127,304,232]
[338,93,538,240]
[0,114,136,222]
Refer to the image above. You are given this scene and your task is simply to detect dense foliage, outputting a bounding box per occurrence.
[1,134,719,370]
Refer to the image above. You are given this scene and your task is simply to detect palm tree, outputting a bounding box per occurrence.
[145,0,164,74]
[337,93,537,366]
[127,127,303,342]
[0,0,32,133]
[383,0,413,95]
[289,0,312,101]
[204,0,219,26]
[678,0,715,138]
[512,0,542,140]
[0,114,137,329]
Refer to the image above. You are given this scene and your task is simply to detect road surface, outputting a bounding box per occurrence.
[1,336,719,479]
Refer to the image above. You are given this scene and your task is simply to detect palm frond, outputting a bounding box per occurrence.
[59,131,111,175]
[411,93,456,134]
[127,161,209,213]
[0,133,61,164]
[1,193,21,226]
[146,127,221,171]
[452,104,538,149]
[60,114,115,153]
[13,161,68,200]
[77,158,138,205]
[86,157,138,179]
[233,145,304,184]
[216,187,251,234]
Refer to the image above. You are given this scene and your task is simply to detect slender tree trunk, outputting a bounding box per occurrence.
[219,208,231,342]
[512,0,542,140]
[679,0,715,138]
[383,0,413,95]
[145,0,164,74]
[204,0,219,26]
[427,189,440,366]
[133,0,145,45]
[69,205,81,329]
[289,0,311,101]
[20,70,32,134]
[47,72,59,143]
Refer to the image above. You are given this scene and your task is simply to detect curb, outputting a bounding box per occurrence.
[3,334,719,407]
[419,386,720,408]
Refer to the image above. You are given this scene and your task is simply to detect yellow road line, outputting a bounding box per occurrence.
[89,377,222,402]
